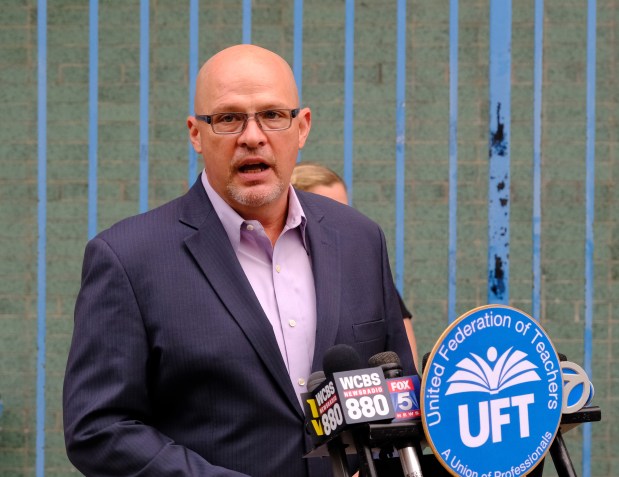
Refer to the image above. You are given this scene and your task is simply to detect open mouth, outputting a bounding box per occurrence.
[239,163,270,173]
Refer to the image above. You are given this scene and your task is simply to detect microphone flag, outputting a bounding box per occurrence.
[560,361,594,414]
[386,375,421,421]
[305,366,396,445]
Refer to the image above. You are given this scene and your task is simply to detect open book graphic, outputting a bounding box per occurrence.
[445,347,541,395]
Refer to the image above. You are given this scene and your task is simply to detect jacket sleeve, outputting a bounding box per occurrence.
[63,237,249,477]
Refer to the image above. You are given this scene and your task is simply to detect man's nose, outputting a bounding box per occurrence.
[238,116,267,147]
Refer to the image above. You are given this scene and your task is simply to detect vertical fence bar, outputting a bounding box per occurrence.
[293,0,304,162]
[394,0,406,293]
[343,0,355,201]
[583,1,596,474]
[188,0,199,187]
[36,0,47,475]
[448,0,459,323]
[242,0,252,44]
[532,0,544,320]
[293,0,304,104]
[139,0,149,212]
[88,0,98,239]
[487,0,512,304]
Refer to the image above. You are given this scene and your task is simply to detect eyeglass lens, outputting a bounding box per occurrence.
[211,109,293,133]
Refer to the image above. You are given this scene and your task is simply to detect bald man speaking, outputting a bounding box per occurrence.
[63,45,415,477]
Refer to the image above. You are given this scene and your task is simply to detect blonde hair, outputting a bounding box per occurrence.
[291,163,346,191]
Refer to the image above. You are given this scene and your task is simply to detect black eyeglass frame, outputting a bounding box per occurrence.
[195,108,301,135]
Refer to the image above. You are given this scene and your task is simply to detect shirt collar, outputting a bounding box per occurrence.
[200,169,309,252]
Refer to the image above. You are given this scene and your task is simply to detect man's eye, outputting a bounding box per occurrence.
[261,110,284,120]
[216,113,242,124]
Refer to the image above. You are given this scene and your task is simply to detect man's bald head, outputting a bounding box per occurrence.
[194,45,299,114]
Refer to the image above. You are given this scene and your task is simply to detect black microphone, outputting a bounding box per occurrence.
[369,351,421,421]
[316,345,368,477]
[323,343,364,376]
[303,346,367,446]
[368,351,402,378]
[313,344,393,440]
[302,371,328,442]
[323,345,364,477]
[304,345,397,476]
[368,351,423,477]
[303,368,352,477]
[307,370,326,392]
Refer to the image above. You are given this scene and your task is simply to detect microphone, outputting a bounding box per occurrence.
[307,370,326,392]
[306,344,393,477]
[368,351,423,477]
[369,351,402,378]
[303,347,368,446]
[323,343,364,376]
[304,345,398,476]
[303,367,351,477]
[549,353,591,477]
[302,371,328,442]
[369,351,421,421]
[311,345,395,440]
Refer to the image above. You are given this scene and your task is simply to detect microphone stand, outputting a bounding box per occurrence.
[519,406,601,477]
[353,430,379,477]
[327,438,351,477]
[396,442,424,477]
[549,430,577,477]
[354,421,430,477]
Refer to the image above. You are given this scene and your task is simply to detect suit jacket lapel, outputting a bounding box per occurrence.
[298,194,343,372]
[179,181,304,418]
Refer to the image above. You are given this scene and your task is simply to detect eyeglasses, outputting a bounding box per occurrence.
[195,108,300,135]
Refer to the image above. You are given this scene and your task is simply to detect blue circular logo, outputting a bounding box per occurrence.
[421,305,562,476]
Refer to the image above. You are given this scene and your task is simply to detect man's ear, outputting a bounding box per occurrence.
[297,107,312,150]
[187,116,202,154]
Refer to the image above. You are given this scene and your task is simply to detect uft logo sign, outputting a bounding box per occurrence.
[421,305,562,477]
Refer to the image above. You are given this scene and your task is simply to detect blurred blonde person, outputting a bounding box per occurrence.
[292,162,419,368]
[291,162,348,205]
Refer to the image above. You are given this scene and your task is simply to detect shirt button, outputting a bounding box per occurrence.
[298,378,306,386]
[246,224,254,231]
[275,264,281,273]
[288,319,297,328]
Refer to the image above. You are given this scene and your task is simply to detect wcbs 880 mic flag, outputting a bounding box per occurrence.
[308,345,395,442]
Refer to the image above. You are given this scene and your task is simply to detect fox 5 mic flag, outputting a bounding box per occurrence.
[386,375,421,421]
[421,305,563,477]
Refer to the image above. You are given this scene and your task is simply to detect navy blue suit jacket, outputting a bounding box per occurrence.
[63,179,415,476]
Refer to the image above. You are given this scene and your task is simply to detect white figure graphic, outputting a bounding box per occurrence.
[446,347,541,395]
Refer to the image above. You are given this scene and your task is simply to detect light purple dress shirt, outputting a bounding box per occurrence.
[201,171,317,404]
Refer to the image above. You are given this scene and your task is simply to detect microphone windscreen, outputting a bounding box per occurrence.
[307,371,326,392]
[368,351,401,368]
[368,350,403,378]
[323,344,363,376]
